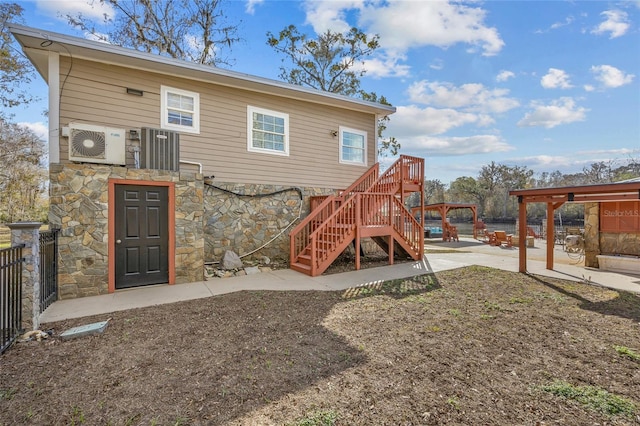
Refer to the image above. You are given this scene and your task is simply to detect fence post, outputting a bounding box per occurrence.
[7,222,42,331]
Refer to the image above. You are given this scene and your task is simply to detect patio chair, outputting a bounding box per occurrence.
[526,226,541,239]
[474,220,487,239]
[493,230,513,247]
[444,222,459,242]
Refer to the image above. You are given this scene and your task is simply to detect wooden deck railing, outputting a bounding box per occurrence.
[289,194,338,267]
[338,162,380,200]
[309,195,331,212]
[290,155,424,276]
[390,196,423,256]
[307,194,359,275]
[370,154,424,193]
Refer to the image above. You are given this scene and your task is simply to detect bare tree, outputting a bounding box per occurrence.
[0,2,36,113]
[424,179,446,204]
[65,0,241,67]
[267,25,400,156]
[581,161,616,184]
[0,118,47,222]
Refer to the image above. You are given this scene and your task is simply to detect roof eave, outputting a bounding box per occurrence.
[9,24,396,116]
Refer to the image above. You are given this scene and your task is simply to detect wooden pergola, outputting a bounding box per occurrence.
[410,203,478,239]
[509,181,640,273]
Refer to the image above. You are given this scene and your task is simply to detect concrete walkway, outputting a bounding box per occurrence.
[40,237,640,323]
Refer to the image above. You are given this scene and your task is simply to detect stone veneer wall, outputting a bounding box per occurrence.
[49,164,204,299]
[584,201,640,268]
[583,202,600,268]
[203,182,335,263]
[8,222,41,330]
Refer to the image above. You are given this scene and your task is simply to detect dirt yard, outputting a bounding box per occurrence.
[1,266,639,425]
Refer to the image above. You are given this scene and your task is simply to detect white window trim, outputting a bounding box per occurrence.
[247,105,290,156]
[339,126,367,166]
[161,85,200,134]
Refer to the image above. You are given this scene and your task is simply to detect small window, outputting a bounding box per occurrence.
[339,127,367,165]
[161,86,200,134]
[247,106,289,156]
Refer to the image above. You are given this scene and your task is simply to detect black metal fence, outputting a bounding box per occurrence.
[39,228,59,313]
[1,244,25,354]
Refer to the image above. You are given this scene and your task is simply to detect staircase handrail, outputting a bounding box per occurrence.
[337,162,379,200]
[307,193,359,273]
[289,194,338,265]
[390,195,423,256]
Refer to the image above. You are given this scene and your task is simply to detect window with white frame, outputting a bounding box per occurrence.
[161,86,200,134]
[247,106,289,156]
[339,127,367,165]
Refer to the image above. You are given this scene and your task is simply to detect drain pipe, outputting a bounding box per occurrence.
[180,160,203,174]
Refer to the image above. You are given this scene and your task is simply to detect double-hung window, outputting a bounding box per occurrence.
[161,86,200,134]
[247,106,289,156]
[339,127,367,165]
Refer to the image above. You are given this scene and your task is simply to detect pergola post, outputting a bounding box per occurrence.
[420,184,425,257]
[439,205,447,240]
[546,203,555,270]
[471,206,478,239]
[517,197,527,272]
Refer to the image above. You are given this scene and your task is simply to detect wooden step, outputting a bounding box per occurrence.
[290,262,311,274]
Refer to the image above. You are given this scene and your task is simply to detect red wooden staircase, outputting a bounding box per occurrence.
[289,155,425,276]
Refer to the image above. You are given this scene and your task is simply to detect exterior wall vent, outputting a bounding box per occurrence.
[141,127,180,171]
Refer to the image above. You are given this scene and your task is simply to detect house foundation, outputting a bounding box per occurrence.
[49,164,358,299]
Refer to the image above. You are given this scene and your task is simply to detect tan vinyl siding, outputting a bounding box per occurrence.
[59,57,379,189]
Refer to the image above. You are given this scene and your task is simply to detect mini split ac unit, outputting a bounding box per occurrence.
[68,122,126,165]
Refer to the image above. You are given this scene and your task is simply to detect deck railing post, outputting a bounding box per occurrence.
[7,222,43,331]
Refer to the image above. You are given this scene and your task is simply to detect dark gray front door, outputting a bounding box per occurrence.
[114,184,169,289]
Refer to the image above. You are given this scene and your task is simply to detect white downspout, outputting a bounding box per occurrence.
[48,51,60,164]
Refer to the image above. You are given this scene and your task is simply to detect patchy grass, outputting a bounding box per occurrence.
[289,409,338,426]
[614,345,640,362]
[541,380,637,418]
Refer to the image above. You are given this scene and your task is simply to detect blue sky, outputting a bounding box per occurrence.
[9,0,640,184]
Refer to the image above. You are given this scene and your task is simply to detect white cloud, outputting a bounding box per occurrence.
[359,57,411,78]
[245,0,264,15]
[36,0,114,21]
[591,10,630,38]
[496,70,515,82]
[303,0,504,57]
[541,68,573,89]
[511,154,597,176]
[397,134,514,156]
[535,15,575,33]
[430,59,444,71]
[516,153,636,177]
[303,0,354,34]
[578,147,637,156]
[388,105,484,136]
[590,65,635,88]
[583,84,595,92]
[517,97,588,129]
[551,16,575,30]
[18,121,48,143]
[407,81,519,114]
